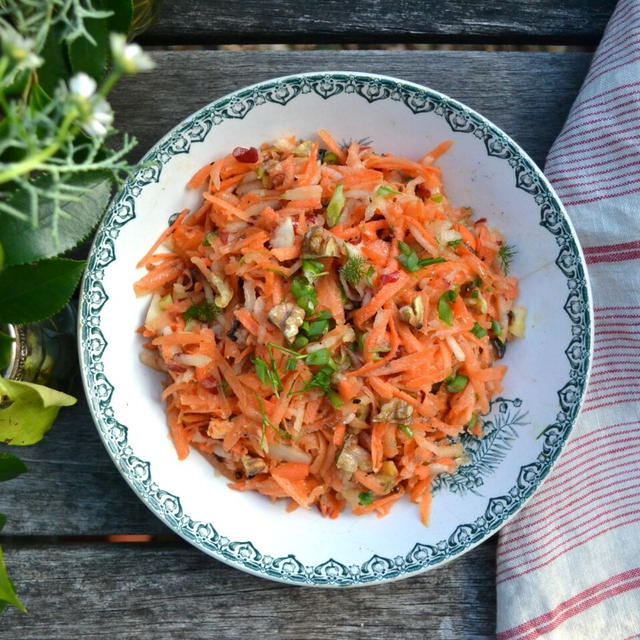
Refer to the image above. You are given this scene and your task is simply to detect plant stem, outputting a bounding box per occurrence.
[0,108,78,185]
[99,70,121,98]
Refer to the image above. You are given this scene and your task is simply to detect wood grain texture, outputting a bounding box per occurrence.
[0,539,496,639]
[140,0,615,46]
[0,49,591,536]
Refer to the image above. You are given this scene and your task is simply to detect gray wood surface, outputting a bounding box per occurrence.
[0,49,591,537]
[140,0,615,46]
[0,539,496,639]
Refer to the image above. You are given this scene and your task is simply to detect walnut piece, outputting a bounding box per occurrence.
[241,455,267,478]
[373,398,414,423]
[268,302,305,341]
[399,295,424,329]
[302,226,340,258]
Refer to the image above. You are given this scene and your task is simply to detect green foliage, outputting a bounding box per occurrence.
[0,546,26,614]
[0,378,76,445]
[0,452,27,482]
[0,258,85,325]
[0,171,113,266]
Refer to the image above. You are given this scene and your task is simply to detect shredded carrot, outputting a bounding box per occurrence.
[134,131,522,526]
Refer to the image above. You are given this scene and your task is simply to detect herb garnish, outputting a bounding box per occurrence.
[497,243,517,274]
[471,322,487,338]
[291,275,317,316]
[341,251,369,286]
[437,289,457,326]
[397,241,446,273]
[182,301,220,323]
[358,490,374,506]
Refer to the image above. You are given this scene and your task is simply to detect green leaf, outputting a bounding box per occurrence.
[0,258,85,325]
[0,546,26,613]
[0,378,76,446]
[67,16,110,82]
[0,452,27,482]
[37,20,72,97]
[0,171,113,267]
[0,240,4,270]
[107,0,134,35]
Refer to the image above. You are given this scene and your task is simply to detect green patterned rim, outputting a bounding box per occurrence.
[79,72,592,586]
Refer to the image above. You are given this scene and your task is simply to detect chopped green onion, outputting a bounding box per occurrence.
[447,238,462,248]
[302,259,327,283]
[430,193,443,203]
[471,322,487,338]
[327,390,343,408]
[252,356,281,396]
[323,151,339,165]
[466,414,478,430]
[305,348,333,367]
[491,320,502,336]
[358,490,374,506]
[202,231,218,246]
[445,374,468,393]
[437,290,456,326]
[377,185,401,197]
[285,357,298,371]
[220,379,229,397]
[292,335,309,350]
[397,241,446,273]
[327,184,345,227]
[256,166,265,179]
[398,424,413,438]
[291,275,317,316]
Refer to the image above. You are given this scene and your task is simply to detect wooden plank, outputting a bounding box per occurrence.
[0,49,591,537]
[109,50,591,170]
[139,0,615,46]
[0,539,496,638]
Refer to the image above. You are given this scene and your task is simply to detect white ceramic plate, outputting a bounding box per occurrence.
[79,72,592,586]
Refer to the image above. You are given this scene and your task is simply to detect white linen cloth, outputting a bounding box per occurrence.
[496,1,640,637]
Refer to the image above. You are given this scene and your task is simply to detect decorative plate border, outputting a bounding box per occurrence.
[79,72,592,586]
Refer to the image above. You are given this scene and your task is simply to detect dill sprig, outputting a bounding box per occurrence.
[340,251,369,286]
[497,243,517,274]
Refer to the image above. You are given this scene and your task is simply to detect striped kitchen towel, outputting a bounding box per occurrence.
[496,1,640,638]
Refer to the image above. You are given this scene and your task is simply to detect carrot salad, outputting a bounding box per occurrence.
[134,131,525,525]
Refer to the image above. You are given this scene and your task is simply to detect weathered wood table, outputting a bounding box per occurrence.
[1,2,614,637]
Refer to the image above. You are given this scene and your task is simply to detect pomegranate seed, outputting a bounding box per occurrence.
[474,217,487,225]
[306,213,316,223]
[380,271,400,284]
[219,231,230,244]
[201,377,217,390]
[232,146,259,163]
[418,390,426,402]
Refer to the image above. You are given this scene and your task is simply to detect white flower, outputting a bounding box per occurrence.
[66,73,113,138]
[81,98,113,138]
[69,72,97,100]
[110,33,155,73]
[1,27,43,70]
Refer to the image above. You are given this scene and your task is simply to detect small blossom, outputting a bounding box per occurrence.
[110,33,154,73]
[66,73,113,138]
[69,72,97,100]
[1,27,43,71]
[81,98,113,138]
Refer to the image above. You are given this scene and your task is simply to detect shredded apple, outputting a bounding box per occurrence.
[134,130,524,524]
